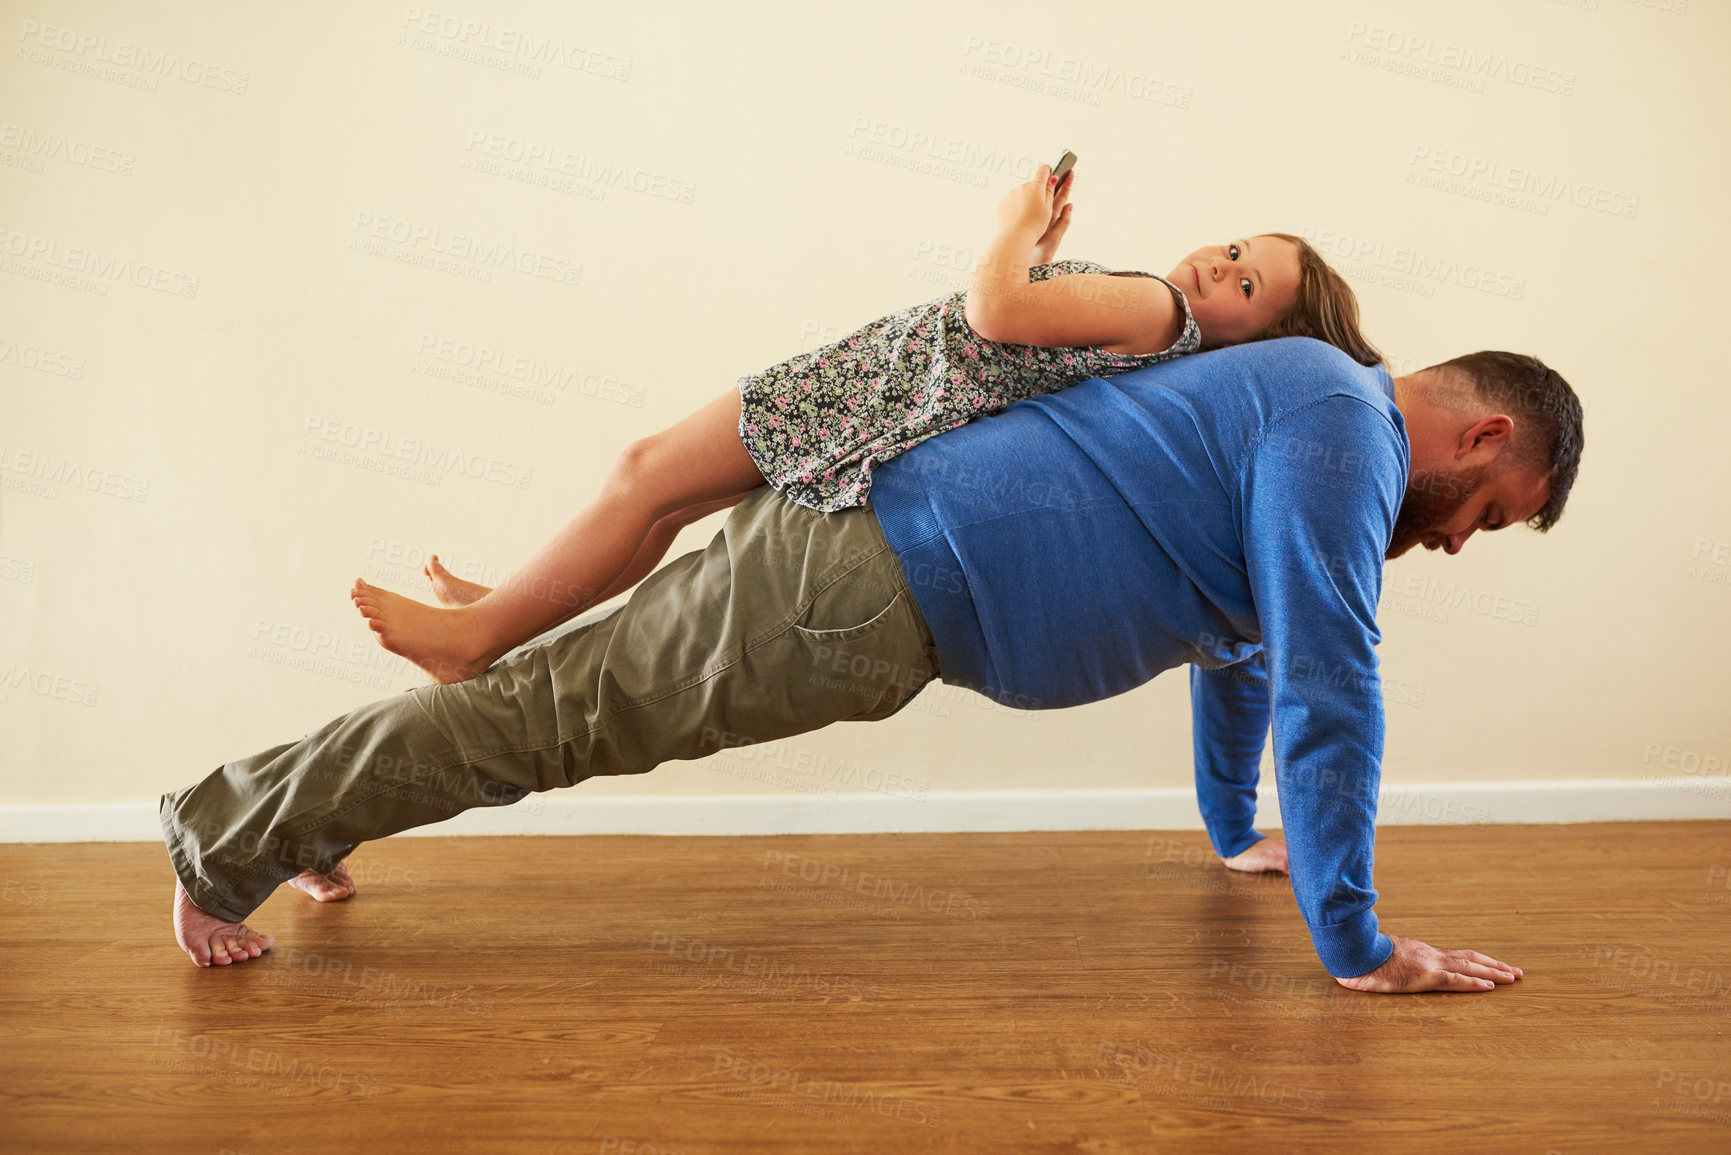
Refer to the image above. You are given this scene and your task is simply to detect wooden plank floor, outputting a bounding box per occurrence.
[2,821,1728,1153]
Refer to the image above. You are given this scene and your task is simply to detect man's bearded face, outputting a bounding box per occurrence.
[1387,463,1491,559]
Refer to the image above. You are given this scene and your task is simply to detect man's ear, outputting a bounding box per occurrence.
[1457,414,1514,462]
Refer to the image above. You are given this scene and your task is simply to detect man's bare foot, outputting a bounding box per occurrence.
[425,554,493,607]
[173,880,275,967]
[350,577,499,683]
[289,860,356,901]
[1222,834,1288,874]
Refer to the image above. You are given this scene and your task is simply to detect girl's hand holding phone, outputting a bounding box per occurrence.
[995,163,1059,236]
[994,163,1077,264]
[1031,166,1075,265]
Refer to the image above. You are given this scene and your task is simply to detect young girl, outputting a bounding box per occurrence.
[352,163,1383,683]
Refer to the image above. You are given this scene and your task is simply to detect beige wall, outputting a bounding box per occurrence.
[1,0,1726,810]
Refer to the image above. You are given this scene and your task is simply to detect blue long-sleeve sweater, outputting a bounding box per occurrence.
[868,337,1408,978]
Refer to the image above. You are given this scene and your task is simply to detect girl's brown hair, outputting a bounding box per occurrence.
[1258,233,1383,367]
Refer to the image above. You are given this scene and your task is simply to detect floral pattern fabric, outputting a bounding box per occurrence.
[736,259,1201,511]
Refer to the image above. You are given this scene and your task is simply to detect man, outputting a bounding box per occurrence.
[162,337,1584,995]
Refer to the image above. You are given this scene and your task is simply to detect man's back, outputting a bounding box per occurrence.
[870,336,1409,709]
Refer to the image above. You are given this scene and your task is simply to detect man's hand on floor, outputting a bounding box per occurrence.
[1334,934,1524,994]
[1221,834,1288,874]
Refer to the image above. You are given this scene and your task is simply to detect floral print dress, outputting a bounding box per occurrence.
[736,259,1201,512]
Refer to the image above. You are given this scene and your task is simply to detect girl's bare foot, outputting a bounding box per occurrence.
[289,860,356,901]
[425,554,493,607]
[350,577,498,683]
[172,880,275,967]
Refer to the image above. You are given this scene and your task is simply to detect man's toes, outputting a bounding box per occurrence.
[292,870,352,901]
[203,929,272,965]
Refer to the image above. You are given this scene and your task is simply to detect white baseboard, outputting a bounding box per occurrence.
[1,776,1726,843]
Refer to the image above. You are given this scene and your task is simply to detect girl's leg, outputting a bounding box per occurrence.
[588,489,760,603]
[351,388,764,683]
[423,490,759,610]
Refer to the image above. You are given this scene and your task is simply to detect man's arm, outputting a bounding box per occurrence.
[1242,397,1521,992]
[1189,655,1271,859]
[1242,399,1400,980]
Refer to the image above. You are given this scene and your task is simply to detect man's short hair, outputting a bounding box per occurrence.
[1424,350,1584,531]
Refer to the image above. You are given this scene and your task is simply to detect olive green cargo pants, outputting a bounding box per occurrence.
[159,487,940,923]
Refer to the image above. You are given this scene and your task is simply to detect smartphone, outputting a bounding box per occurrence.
[1051,150,1077,183]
